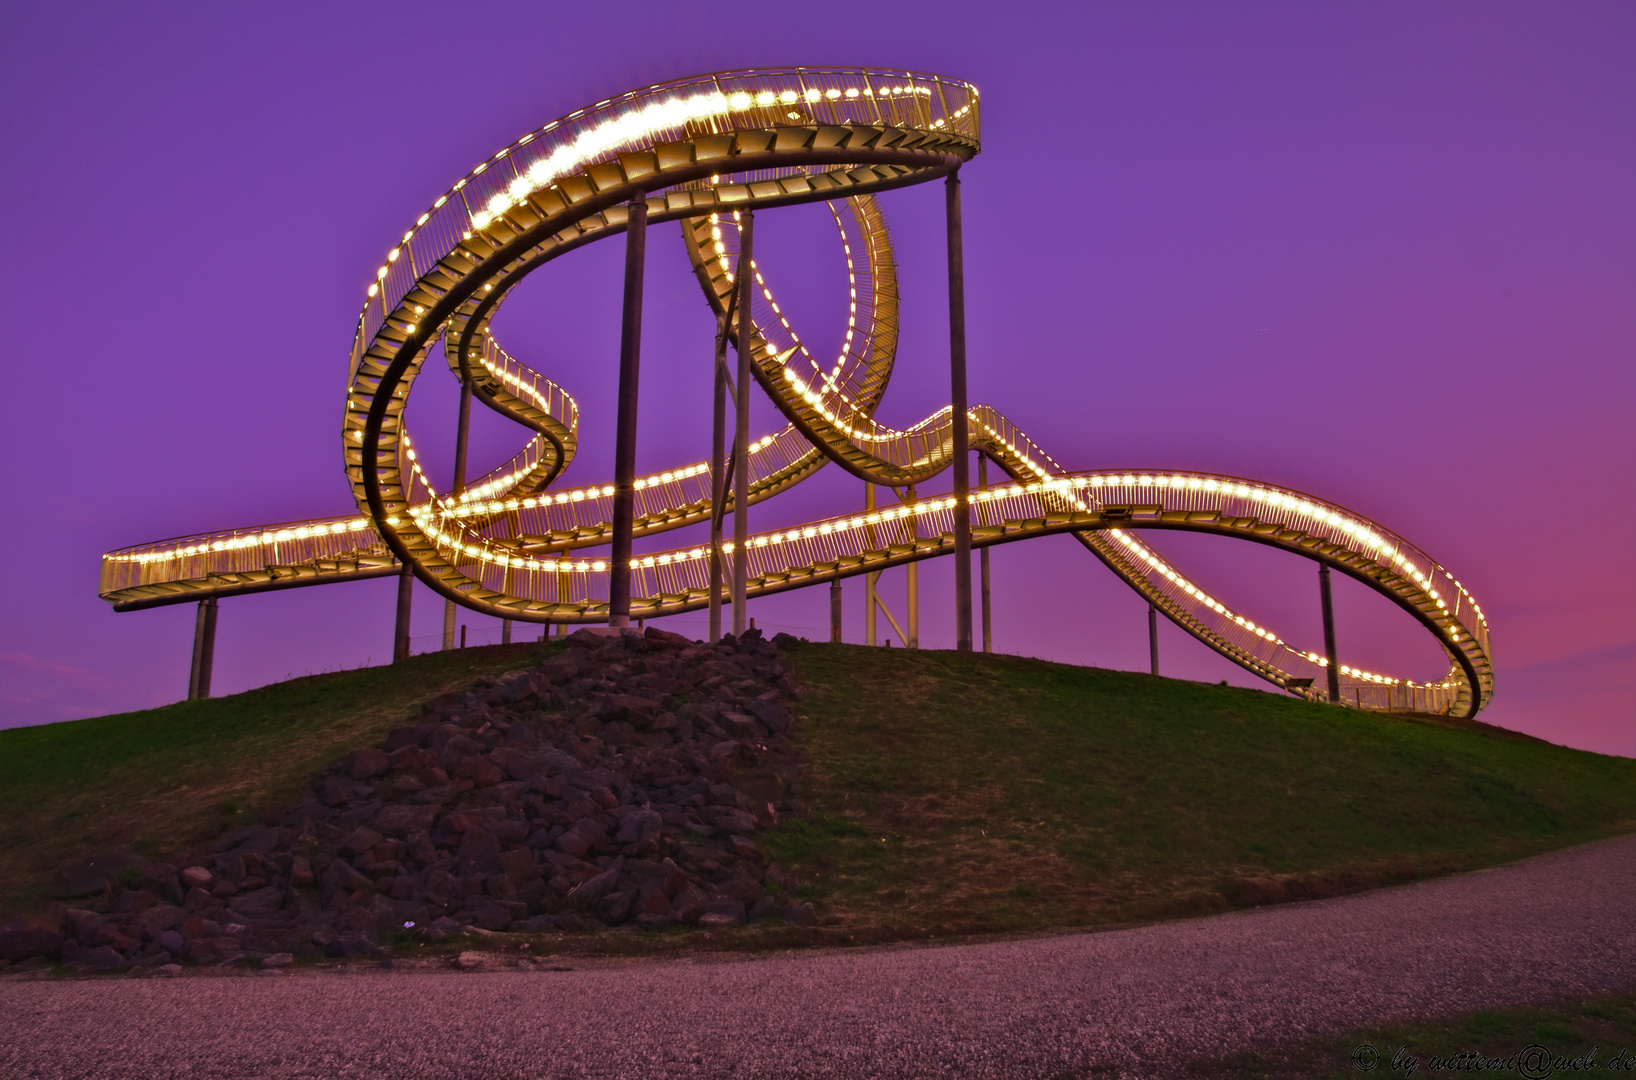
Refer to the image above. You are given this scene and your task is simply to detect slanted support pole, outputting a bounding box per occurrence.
[609,195,648,628]
[978,454,992,653]
[946,171,973,651]
[1319,563,1341,703]
[1148,602,1160,676]
[393,566,413,662]
[444,380,473,651]
[731,209,754,637]
[864,482,878,646]
[188,597,218,700]
[830,579,842,644]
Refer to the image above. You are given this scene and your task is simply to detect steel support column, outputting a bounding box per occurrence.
[830,579,842,644]
[1320,564,1341,703]
[1148,602,1160,676]
[187,597,218,700]
[906,483,919,648]
[444,381,473,651]
[864,482,878,646]
[609,196,649,628]
[709,309,729,644]
[946,172,973,651]
[978,454,992,653]
[393,566,413,662]
[731,209,754,636]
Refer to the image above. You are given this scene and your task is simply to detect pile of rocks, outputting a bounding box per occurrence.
[0,626,819,973]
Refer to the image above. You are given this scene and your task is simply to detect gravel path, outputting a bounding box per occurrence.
[5,834,1635,1079]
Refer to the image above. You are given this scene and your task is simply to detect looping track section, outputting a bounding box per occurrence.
[99,67,1493,718]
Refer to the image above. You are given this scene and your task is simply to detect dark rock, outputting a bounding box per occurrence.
[457,828,502,870]
[511,915,557,933]
[339,827,384,857]
[565,863,622,909]
[158,930,185,954]
[49,852,149,899]
[215,827,281,860]
[770,632,802,651]
[614,809,662,847]
[228,887,285,914]
[61,909,104,940]
[784,902,819,926]
[595,889,635,925]
[134,904,188,938]
[747,698,793,733]
[372,804,436,836]
[701,807,758,836]
[489,818,530,844]
[77,945,126,970]
[555,820,607,859]
[344,748,391,780]
[321,858,372,894]
[110,890,160,916]
[326,933,377,959]
[643,626,693,649]
[0,915,64,962]
[499,849,541,883]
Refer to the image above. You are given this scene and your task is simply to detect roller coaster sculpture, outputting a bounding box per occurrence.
[99,68,1494,718]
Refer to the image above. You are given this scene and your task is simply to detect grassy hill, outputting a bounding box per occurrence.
[770,646,1636,935]
[3,641,1633,936]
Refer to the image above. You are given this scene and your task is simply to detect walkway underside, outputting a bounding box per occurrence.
[100,67,1492,718]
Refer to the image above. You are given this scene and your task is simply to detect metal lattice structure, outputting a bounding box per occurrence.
[99,67,1494,717]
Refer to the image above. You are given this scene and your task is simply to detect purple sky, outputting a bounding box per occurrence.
[2,3,1631,755]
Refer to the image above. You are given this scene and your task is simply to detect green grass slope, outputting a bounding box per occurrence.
[3,641,1631,938]
[767,645,1636,934]
[0,642,548,918]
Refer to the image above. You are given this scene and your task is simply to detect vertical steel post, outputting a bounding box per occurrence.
[731,210,754,636]
[906,483,919,649]
[978,454,992,653]
[445,381,473,651]
[609,195,648,628]
[393,565,413,662]
[501,619,511,645]
[1320,564,1341,703]
[830,579,842,644]
[864,482,878,646]
[1148,602,1160,676]
[188,597,218,700]
[709,310,728,644]
[946,171,973,651]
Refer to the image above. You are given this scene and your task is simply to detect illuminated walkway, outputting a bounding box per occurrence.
[99,67,1492,717]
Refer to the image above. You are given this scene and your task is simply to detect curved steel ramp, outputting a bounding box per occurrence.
[99,67,1493,718]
